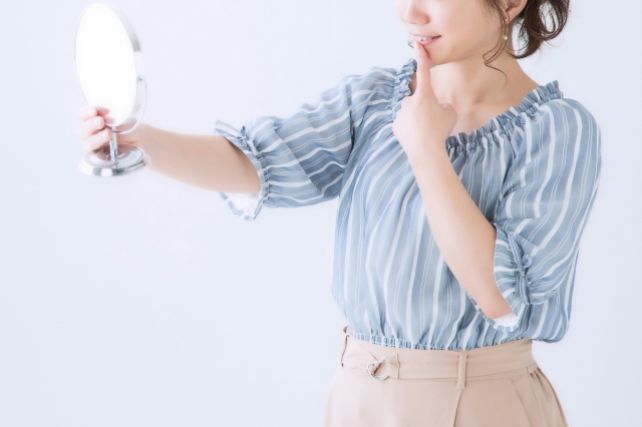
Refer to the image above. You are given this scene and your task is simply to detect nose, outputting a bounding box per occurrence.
[401,0,431,26]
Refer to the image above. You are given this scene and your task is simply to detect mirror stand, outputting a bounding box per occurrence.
[79,134,149,177]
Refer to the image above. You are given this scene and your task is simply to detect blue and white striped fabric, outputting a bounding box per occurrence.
[213,57,602,350]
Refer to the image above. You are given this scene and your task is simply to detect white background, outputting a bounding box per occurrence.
[1,0,640,426]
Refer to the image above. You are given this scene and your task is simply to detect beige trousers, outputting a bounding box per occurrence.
[323,325,568,427]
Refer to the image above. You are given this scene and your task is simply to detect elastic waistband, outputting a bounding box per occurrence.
[338,325,537,388]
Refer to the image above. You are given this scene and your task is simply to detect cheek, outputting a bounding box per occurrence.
[443,17,491,51]
[431,12,463,43]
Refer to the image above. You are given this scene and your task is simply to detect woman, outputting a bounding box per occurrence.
[78,0,600,425]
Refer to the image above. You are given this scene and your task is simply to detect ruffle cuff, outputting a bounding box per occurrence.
[471,223,535,331]
[214,119,270,221]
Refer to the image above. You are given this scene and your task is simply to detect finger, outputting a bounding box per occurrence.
[414,42,435,99]
[86,128,112,151]
[79,105,110,120]
[79,115,106,139]
[101,114,115,127]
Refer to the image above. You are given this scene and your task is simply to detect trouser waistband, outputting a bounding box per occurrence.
[338,324,538,389]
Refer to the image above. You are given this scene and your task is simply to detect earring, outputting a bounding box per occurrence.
[503,18,509,40]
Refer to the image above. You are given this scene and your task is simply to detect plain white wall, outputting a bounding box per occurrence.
[1,0,640,426]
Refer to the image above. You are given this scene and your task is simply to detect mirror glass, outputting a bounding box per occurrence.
[75,3,138,127]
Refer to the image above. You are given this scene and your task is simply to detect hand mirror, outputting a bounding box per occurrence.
[74,3,149,177]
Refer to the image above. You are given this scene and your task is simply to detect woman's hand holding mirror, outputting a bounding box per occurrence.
[78,105,150,153]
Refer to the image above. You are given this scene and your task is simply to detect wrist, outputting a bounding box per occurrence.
[408,141,447,168]
[137,123,156,151]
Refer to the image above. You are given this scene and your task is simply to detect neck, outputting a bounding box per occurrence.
[414,51,535,114]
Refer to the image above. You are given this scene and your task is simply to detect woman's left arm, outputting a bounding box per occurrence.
[408,104,602,327]
[394,43,602,328]
[409,142,515,320]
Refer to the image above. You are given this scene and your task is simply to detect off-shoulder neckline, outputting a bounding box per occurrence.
[390,57,564,150]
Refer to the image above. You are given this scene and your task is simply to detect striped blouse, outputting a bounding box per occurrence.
[213,56,602,350]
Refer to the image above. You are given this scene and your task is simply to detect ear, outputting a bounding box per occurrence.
[503,0,529,21]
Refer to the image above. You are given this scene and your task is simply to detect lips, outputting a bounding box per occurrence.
[409,34,441,47]
[411,33,440,38]
[412,34,441,42]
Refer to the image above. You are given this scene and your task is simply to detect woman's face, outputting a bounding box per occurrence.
[395,0,506,65]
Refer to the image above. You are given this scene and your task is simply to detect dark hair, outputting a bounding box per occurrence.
[482,0,570,84]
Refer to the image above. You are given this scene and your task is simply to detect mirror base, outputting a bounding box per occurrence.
[79,144,148,177]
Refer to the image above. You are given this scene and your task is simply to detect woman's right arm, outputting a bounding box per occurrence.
[78,106,260,194]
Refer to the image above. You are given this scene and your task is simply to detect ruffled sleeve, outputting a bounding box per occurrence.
[474,99,602,330]
[213,67,385,221]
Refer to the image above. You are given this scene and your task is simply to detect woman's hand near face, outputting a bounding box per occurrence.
[77,105,151,153]
[392,42,458,161]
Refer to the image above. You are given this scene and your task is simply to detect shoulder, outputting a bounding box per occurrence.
[515,97,602,178]
[338,64,398,95]
[516,97,602,164]
[526,97,601,142]
[506,96,602,171]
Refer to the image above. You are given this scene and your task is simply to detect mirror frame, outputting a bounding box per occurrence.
[74,3,147,134]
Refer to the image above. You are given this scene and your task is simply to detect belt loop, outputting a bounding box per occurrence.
[456,351,467,390]
[339,324,349,367]
[394,352,400,379]
[367,356,390,381]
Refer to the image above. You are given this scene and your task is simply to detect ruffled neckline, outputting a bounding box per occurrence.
[390,57,563,151]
